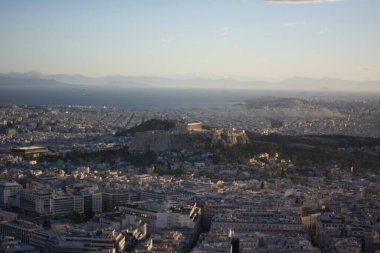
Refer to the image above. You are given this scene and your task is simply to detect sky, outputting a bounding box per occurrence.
[0,0,379,81]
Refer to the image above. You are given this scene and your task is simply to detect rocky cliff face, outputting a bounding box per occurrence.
[211,128,249,146]
[130,128,248,152]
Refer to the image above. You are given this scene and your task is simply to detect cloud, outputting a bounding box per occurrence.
[268,0,342,4]
[221,27,231,36]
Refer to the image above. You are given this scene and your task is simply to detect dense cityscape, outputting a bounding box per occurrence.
[0,96,379,252]
[1,0,380,252]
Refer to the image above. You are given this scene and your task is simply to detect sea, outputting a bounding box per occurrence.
[0,86,378,109]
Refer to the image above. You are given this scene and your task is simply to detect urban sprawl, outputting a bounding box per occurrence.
[0,97,380,253]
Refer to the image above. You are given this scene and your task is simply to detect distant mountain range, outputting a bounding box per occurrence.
[0,72,379,91]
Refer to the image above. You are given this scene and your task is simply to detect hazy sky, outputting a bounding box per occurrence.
[0,0,379,81]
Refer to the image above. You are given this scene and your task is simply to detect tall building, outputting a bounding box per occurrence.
[102,190,129,212]
[91,192,103,214]
[80,190,103,214]
[17,189,88,215]
[211,210,304,234]
[0,220,40,244]
[18,189,53,215]
[30,229,125,253]
[0,181,22,208]
[51,195,74,215]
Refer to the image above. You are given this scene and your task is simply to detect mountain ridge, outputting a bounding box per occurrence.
[0,72,379,92]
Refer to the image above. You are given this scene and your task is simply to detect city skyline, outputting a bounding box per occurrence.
[0,0,379,85]
[2,2,380,253]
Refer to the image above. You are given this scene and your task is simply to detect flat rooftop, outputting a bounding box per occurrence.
[11,146,48,154]
[0,181,20,187]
